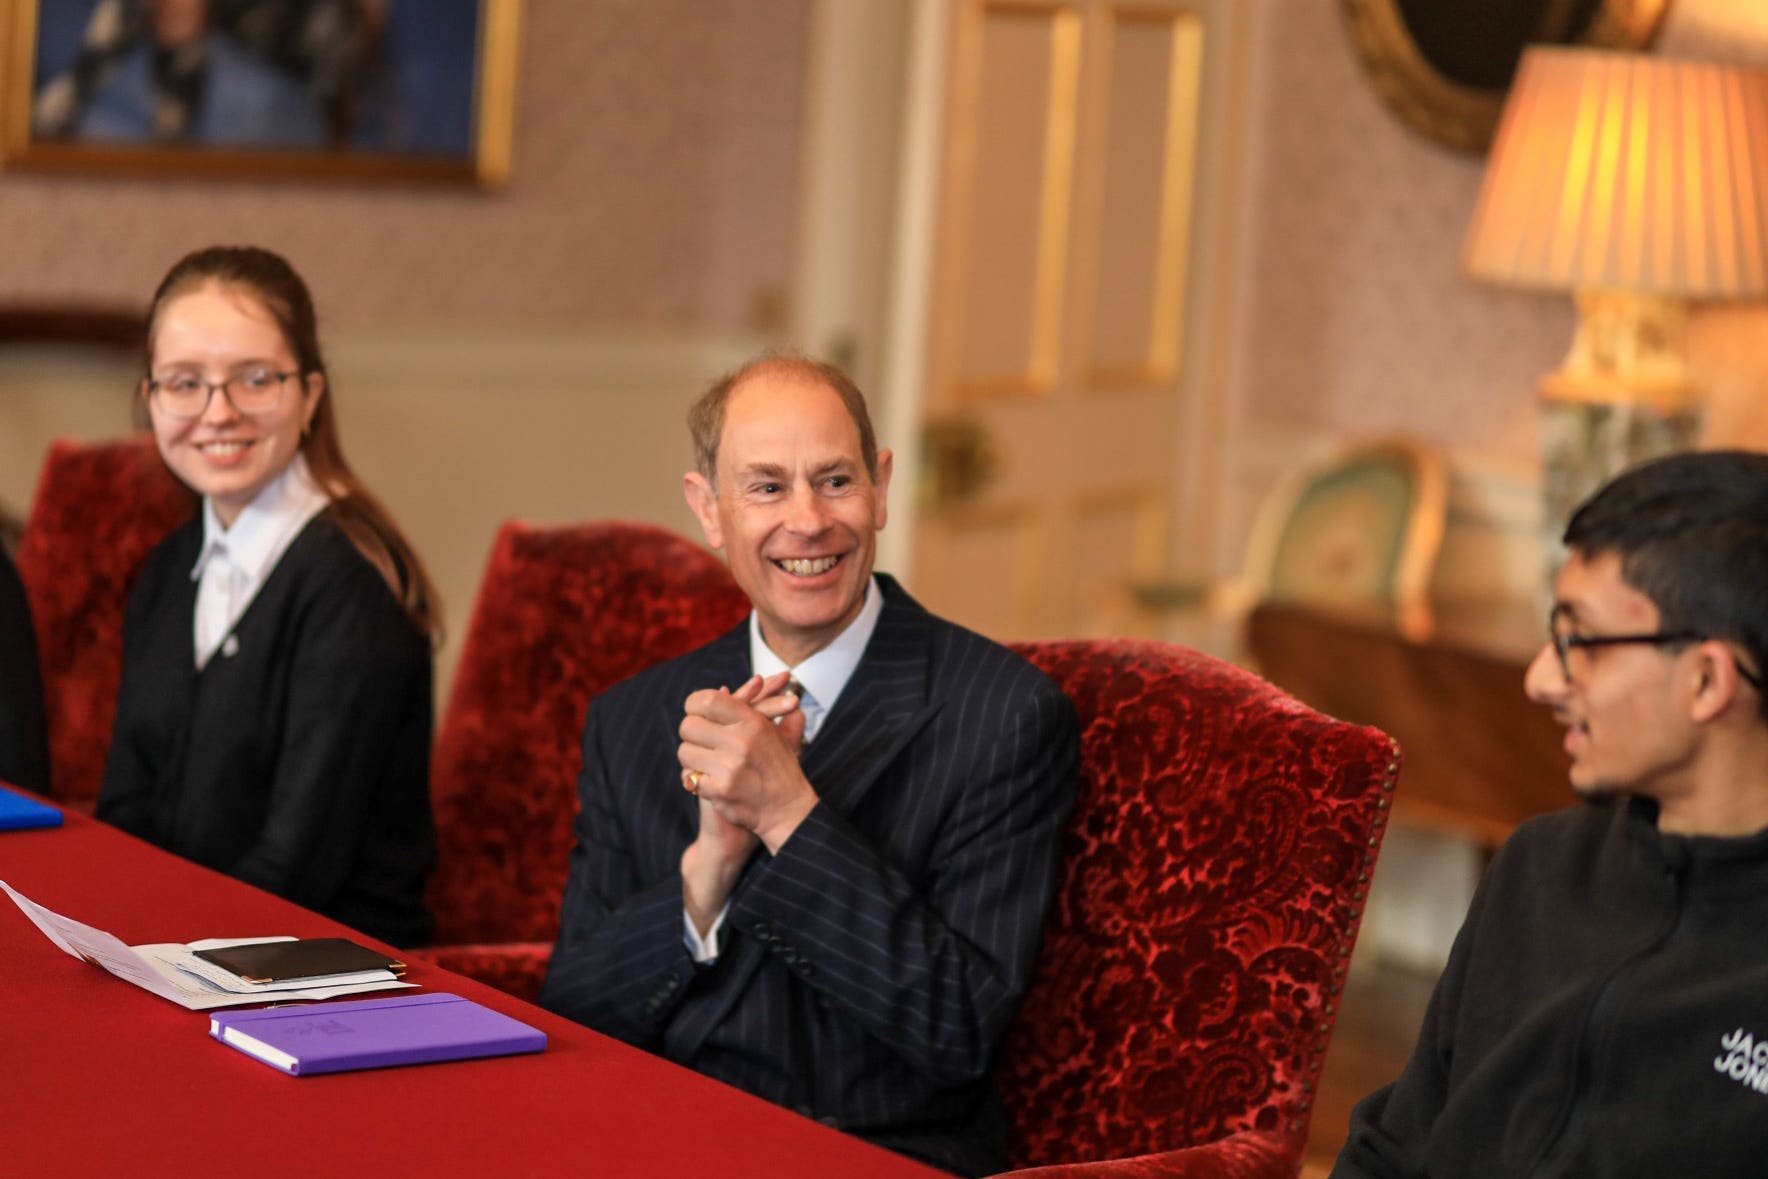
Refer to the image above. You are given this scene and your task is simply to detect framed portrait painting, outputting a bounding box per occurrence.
[0,0,521,185]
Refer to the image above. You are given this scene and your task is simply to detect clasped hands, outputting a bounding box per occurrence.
[679,671,817,857]
[678,672,816,939]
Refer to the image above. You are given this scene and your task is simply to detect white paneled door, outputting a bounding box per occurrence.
[912,0,1216,640]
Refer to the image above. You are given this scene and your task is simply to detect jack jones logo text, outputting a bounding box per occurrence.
[1715,1027,1768,1095]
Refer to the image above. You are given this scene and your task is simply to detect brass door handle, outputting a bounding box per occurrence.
[919,418,1001,510]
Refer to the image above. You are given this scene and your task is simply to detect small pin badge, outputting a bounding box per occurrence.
[221,635,240,658]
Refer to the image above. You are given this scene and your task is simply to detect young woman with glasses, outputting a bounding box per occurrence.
[96,245,439,948]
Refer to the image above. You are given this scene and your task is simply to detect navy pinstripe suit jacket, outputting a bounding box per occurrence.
[540,575,1079,1176]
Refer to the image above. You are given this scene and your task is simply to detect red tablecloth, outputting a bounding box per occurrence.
[0,806,942,1178]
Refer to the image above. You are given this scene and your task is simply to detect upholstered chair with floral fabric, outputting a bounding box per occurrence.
[422,526,1400,1176]
[991,639,1401,1179]
[420,519,748,996]
[16,434,193,811]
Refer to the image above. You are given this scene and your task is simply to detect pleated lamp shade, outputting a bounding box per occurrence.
[1463,46,1768,301]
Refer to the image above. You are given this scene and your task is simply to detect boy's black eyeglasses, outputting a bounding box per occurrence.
[1549,612,1764,692]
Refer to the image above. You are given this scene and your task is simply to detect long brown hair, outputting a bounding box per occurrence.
[145,246,441,641]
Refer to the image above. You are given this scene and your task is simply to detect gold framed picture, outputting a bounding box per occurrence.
[1,0,521,186]
[1339,0,1667,154]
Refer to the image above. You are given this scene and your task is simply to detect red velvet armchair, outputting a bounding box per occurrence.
[15,435,192,811]
[421,519,748,998]
[421,525,1400,1177]
[990,639,1401,1178]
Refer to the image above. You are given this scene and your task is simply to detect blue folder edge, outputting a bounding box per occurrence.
[0,782,63,831]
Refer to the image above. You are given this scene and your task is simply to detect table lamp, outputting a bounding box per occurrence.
[1461,46,1768,582]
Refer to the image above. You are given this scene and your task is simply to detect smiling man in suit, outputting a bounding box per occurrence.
[540,355,1079,1176]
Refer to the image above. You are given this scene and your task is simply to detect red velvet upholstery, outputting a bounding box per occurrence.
[15,435,193,812]
[993,639,1401,1178]
[995,1129,1296,1179]
[424,529,1400,1177]
[417,940,556,1003]
[424,520,748,996]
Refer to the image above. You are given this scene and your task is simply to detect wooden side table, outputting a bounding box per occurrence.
[1247,599,1568,851]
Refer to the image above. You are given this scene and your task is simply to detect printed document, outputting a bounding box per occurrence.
[0,880,414,1010]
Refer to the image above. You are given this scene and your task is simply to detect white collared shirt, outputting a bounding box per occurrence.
[685,576,884,961]
[189,455,329,670]
[746,573,884,744]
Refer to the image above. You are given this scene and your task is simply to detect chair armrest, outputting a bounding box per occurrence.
[987,1129,1301,1179]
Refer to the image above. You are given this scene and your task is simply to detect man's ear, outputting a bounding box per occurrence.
[684,471,724,550]
[872,447,893,530]
[1690,641,1747,724]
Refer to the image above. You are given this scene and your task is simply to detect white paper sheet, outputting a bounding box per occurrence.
[0,880,415,1010]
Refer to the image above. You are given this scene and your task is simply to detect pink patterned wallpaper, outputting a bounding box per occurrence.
[1230,0,1563,465]
[0,0,808,332]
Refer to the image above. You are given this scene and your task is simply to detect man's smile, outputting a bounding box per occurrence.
[774,555,841,577]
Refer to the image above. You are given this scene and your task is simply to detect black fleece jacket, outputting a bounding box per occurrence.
[1335,795,1768,1178]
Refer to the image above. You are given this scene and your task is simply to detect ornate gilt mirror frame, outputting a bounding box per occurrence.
[1340,0,1671,154]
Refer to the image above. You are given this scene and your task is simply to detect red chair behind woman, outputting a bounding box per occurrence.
[15,435,192,811]
[422,519,748,996]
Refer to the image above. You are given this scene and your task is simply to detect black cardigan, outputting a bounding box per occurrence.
[0,546,49,795]
[97,514,434,947]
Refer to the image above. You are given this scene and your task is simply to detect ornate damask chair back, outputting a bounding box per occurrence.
[423,519,748,999]
[15,434,193,811]
[993,638,1401,1177]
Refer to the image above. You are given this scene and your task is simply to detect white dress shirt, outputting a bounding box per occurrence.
[685,576,884,961]
[189,455,330,670]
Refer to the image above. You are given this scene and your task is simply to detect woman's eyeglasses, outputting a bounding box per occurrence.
[144,368,297,420]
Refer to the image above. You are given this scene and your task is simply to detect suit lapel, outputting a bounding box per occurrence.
[664,581,942,1065]
[684,582,946,821]
[157,524,202,693]
[662,619,763,1062]
[695,622,754,691]
[798,576,942,819]
[658,621,775,1063]
[664,623,752,826]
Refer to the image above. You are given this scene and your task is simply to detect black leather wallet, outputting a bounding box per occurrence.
[192,938,405,984]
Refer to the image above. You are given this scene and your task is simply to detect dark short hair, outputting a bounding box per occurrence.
[688,352,878,484]
[1564,449,1768,720]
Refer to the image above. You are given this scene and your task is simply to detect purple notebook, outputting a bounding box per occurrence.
[209,992,546,1075]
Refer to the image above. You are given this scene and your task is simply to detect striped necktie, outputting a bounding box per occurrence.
[788,678,824,743]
